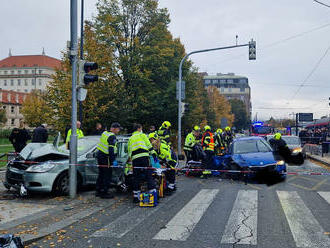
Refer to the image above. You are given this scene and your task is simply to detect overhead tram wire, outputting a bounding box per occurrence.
[287,42,330,105]
[314,0,330,8]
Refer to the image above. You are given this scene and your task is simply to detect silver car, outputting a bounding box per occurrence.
[4,135,129,195]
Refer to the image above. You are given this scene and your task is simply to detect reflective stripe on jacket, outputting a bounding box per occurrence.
[128,131,155,161]
[96,131,116,154]
[184,132,196,151]
[201,131,215,151]
[66,128,84,144]
[157,143,177,168]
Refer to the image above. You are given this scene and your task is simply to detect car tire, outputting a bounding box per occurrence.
[53,171,82,196]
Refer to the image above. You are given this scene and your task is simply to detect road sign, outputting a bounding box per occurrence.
[298,113,313,122]
[176,81,185,100]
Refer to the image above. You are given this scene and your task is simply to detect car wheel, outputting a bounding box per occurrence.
[55,171,70,195]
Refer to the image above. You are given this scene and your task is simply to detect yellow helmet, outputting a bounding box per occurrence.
[162,121,171,129]
[274,132,281,140]
[216,128,223,134]
[193,125,201,131]
[225,126,231,131]
[149,132,158,140]
[204,125,211,131]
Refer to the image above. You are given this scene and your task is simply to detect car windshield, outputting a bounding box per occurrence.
[233,139,272,154]
[117,141,128,159]
[253,126,273,134]
[58,137,99,156]
[282,136,301,145]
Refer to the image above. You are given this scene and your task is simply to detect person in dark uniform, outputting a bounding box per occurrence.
[9,121,31,152]
[91,122,104,135]
[31,124,48,143]
[95,122,121,199]
[269,133,291,162]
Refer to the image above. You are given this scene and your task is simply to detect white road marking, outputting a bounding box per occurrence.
[318,191,330,205]
[220,190,258,245]
[277,191,330,248]
[153,189,219,241]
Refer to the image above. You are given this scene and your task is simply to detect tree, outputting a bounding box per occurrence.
[21,91,52,127]
[229,99,249,130]
[205,86,234,129]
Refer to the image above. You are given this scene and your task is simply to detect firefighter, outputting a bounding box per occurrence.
[215,128,226,155]
[149,132,177,194]
[157,121,171,146]
[201,125,215,177]
[269,132,291,162]
[184,125,201,162]
[223,126,234,149]
[95,122,121,199]
[128,123,157,203]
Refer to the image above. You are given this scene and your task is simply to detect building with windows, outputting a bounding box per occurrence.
[0,50,61,93]
[203,73,252,117]
[0,90,28,128]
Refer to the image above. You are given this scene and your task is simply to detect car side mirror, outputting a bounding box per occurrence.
[86,152,95,159]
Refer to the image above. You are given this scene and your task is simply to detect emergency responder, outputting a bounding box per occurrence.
[201,125,215,177]
[66,121,84,148]
[149,132,177,194]
[269,132,291,162]
[184,125,201,162]
[215,128,226,155]
[128,123,157,203]
[158,121,171,146]
[95,122,121,199]
[223,126,234,149]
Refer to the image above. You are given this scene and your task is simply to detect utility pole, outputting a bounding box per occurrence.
[177,40,256,156]
[69,0,78,199]
[78,0,84,123]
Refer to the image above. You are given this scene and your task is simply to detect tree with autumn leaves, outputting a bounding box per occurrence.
[21,0,234,135]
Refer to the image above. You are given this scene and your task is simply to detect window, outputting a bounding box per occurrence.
[212,79,218,84]
[17,79,21,86]
[3,106,6,110]
[11,119,15,126]
[240,87,245,92]
[25,79,28,86]
[24,89,28,93]
[4,80,7,86]
[204,79,211,86]
[4,71,8,75]
[32,69,36,74]
[11,106,15,113]
[239,78,247,84]
[220,87,224,92]
[11,70,14,75]
[10,80,14,86]
[18,106,22,114]
[227,79,234,84]
[39,70,43,74]
[24,70,28,74]
[39,79,42,86]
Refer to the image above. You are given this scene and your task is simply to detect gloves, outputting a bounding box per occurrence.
[112,160,118,167]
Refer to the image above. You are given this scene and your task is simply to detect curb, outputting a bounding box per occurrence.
[21,196,123,245]
[307,154,330,167]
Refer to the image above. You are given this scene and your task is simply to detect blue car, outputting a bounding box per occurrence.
[223,136,287,179]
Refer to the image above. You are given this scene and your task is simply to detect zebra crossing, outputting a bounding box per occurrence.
[90,189,330,247]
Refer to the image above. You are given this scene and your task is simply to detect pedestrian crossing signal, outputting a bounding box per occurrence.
[249,39,256,60]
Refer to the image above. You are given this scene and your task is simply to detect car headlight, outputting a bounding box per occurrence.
[292,147,302,154]
[26,163,56,173]
[276,160,285,166]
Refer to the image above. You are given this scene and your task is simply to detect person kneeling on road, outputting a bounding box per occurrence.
[149,132,177,195]
[95,122,121,199]
[128,123,157,203]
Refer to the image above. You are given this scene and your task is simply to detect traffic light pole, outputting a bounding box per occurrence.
[78,0,84,123]
[69,0,78,199]
[178,43,251,156]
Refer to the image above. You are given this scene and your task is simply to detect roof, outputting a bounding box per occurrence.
[0,55,61,69]
[203,74,247,80]
[0,90,28,105]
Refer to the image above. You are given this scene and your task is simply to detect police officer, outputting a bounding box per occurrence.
[95,122,121,199]
[149,133,177,194]
[66,121,84,148]
[128,123,157,203]
[201,125,215,177]
[184,125,201,162]
[157,121,171,146]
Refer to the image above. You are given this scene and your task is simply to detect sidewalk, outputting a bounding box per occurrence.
[306,152,330,167]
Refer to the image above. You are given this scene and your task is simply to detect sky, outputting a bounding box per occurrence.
[1,0,330,120]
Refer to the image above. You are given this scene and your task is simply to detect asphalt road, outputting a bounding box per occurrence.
[19,160,330,248]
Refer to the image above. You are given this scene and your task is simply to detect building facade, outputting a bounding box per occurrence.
[0,90,28,128]
[203,73,252,117]
[0,51,61,93]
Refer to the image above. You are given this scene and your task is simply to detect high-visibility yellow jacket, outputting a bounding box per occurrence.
[66,128,84,144]
[128,131,156,161]
[156,142,177,168]
[184,132,196,151]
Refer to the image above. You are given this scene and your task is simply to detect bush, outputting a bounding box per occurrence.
[0,129,12,139]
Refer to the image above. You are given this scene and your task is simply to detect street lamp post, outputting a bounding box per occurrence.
[177,42,254,156]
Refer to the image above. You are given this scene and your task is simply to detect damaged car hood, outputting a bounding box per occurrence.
[232,152,277,168]
[19,143,69,161]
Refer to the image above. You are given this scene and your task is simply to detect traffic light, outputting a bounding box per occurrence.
[249,39,256,60]
[181,102,190,117]
[78,60,99,87]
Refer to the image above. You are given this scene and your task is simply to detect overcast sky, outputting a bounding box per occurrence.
[1,0,330,120]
